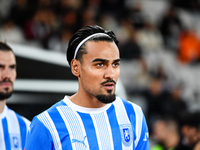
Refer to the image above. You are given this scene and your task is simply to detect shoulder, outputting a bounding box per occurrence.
[37,100,66,117]
[115,97,143,114]
[33,100,67,126]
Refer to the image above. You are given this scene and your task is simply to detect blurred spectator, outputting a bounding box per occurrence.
[177,29,200,65]
[99,0,125,14]
[47,28,72,53]
[10,0,36,28]
[151,116,180,150]
[36,0,58,9]
[119,24,143,60]
[0,0,15,21]
[143,75,166,130]
[159,5,183,51]
[125,1,146,29]
[135,21,164,53]
[166,85,188,121]
[175,111,200,150]
[57,0,83,16]
[61,9,81,33]
[81,7,98,27]
[23,8,59,47]
[0,18,26,44]
[173,0,200,10]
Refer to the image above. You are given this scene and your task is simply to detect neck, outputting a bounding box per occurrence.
[0,100,6,113]
[69,92,106,108]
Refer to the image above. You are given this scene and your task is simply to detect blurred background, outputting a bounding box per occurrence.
[1,0,200,149]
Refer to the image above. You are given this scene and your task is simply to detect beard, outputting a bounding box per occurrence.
[96,93,116,104]
[0,79,13,101]
[96,79,116,104]
[0,90,13,101]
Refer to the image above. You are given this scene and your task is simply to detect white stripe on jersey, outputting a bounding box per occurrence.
[57,106,89,150]
[104,111,114,150]
[0,105,7,150]
[91,112,114,150]
[113,97,133,150]
[0,106,30,150]
[38,111,62,150]
[90,114,102,149]
[132,103,143,147]
[7,108,21,149]
[0,119,6,150]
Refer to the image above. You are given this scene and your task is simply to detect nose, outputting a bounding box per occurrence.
[2,68,11,79]
[104,66,115,79]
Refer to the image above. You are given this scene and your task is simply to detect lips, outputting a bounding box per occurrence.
[0,82,12,87]
[103,82,115,90]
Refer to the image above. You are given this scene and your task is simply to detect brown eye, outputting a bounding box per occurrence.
[113,62,120,67]
[96,63,104,67]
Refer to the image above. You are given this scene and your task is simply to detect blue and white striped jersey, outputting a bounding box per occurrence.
[0,105,30,150]
[25,96,149,150]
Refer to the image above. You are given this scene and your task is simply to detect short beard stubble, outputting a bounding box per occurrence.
[96,90,116,104]
[0,88,13,101]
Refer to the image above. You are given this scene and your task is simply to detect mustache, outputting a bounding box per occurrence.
[0,79,13,84]
[101,79,116,85]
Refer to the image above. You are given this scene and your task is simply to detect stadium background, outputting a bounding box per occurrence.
[1,0,200,148]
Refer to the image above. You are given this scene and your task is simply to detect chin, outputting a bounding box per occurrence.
[96,93,116,104]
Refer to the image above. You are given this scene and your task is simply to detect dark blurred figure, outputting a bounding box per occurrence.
[10,0,36,28]
[175,111,200,150]
[61,9,81,33]
[159,5,183,51]
[119,24,143,60]
[124,1,146,30]
[173,0,200,10]
[166,85,188,120]
[0,17,26,44]
[47,28,72,53]
[23,8,59,47]
[144,75,166,130]
[99,0,125,14]
[151,116,180,150]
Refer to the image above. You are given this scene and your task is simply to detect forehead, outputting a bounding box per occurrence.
[83,41,119,60]
[0,51,16,64]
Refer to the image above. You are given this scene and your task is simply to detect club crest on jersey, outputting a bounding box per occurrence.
[120,124,133,147]
[10,134,21,150]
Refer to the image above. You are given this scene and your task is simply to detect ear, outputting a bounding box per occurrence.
[71,59,80,77]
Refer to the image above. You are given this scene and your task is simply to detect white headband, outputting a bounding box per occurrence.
[73,33,110,59]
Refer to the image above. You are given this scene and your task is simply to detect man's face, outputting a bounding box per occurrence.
[0,51,16,101]
[79,41,120,104]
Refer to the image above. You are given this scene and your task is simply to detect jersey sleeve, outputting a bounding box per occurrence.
[24,116,54,150]
[135,113,150,150]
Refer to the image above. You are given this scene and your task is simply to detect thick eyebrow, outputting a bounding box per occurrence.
[92,58,121,63]
[92,58,108,63]
[113,58,121,63]
[10,64,17,68]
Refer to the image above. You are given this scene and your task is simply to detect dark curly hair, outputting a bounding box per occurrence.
[66,25,119,66]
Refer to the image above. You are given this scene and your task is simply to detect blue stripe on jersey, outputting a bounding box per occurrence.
[77,112,99,149]
[2,118,11,150]
[16,115,26,149]
[48,106,73,150]
[136,116,149,150]
[121,99,136,124]
[121,99,137,135]
[107,104,122,150]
